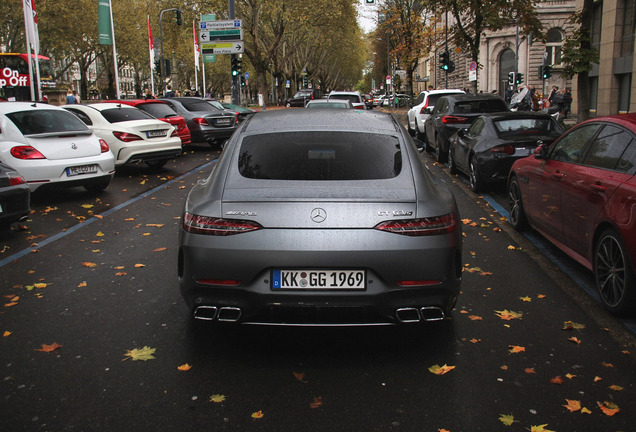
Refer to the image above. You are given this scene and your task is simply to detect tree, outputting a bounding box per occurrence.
[559,0,598,122]
[436,0,543,92]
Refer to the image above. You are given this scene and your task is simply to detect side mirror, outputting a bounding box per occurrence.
[534,143,549,159]
[458,128,468,138]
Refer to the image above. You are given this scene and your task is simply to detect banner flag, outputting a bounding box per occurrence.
[193,20,200,70]
[22,0,39,53]
[98,0,113,45]
[148,15,155,67]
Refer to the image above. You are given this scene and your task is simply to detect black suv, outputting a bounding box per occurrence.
[423,94,509,163]
[283,88,322,107]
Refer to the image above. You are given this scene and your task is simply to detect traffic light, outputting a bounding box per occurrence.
[447,61,455,73]
[154,59,161,75]
[231,56,242,77]
[174,9,182,26]
[439,51,449,71]
[516,72,524,84]
[162,58,171,76]
[542,65,552,79]
[508,72,516,86]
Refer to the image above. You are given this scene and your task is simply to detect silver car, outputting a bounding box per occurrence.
[178,109,462,326]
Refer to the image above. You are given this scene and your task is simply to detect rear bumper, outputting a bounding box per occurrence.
[0,184,30,225]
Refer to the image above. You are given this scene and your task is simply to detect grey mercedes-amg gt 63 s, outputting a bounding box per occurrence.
[178,109,462,326]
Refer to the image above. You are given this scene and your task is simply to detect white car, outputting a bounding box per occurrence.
[327,91,366,110]
[62,103,183,169]
[0,102,115,192]
[407,89,464,139]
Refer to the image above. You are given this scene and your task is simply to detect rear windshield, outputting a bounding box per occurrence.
[238,132,402,180]
[7,109,90,135]
[180,99,222,113]
[453,99,508,114]
[329,94,361,104]
[137,103,178,119]
[100,107,155,123]
[494,117,563,138]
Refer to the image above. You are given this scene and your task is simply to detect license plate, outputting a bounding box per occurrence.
[66,164,98,176]
[146,130,167,138]
[214,118,232,126]
[271,270,366,290]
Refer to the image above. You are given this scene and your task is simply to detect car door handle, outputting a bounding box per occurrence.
[591,182,606,192]
[550,171,565,181]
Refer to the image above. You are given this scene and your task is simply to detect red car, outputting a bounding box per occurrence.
[106,99,191,146]
[507,113,636,315]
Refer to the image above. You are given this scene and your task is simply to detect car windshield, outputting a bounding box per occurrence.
[180,99,222,113]
[306,102,349,108]
[137,103,178,118]
[329,94,361,103]
[7,109,90,135]
[238,131,402,180]
[292,92,312,99]
[100,107,155,123]
[207,100,224,110]
[494,118,563,137]
[453,99,508,114]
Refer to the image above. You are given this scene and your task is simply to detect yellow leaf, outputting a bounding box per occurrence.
[251,410,264,419]
[123,346,156,361]
[142,233,151,236]
[597,401,620,416]
[609,384,623,391]
[468,315,482,321]
[562,321,585,330]
[530,424,555,432]
[470,338,481,343]
[35,342,63,352]
[81,204,93,209]
[146,224,164,227]
[495,310,523,320]
[3,331,12,337]
[568,337,582,344]
[4,302,18,307]
[33,282,47,289]
[114,266,125,269]
[177,363,192,371]
[153,247,167,252]
[594,376,602,382]
[124,218,135,221]
[581,407,592,414]
[134,263,145,268]
[507,245,517,250]
[565,373,577,379]
[115,272,127,277]
[82,262,97,268]
[508,345,525,354]
[563,399,581,412]
[428,364,456,375]
[520,296,532,302]
[96,231,104,237]
[209,394,226,403]
[498,414,515,426]
[77,282,87,287]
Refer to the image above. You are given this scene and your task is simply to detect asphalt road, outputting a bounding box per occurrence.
[2,120,636,431]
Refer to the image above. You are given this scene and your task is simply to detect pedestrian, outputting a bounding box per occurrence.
[73,90,80,104]
[548,85,559,107]
[562,88,572,119]
[65,89,77,104]
[144,88,155,99]
[529,85,540,111]
[165,85,175,97]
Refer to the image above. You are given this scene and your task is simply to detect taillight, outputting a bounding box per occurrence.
[234,115,239,125]
[375,213,457,236]
[8,173,27,186]
[112,131,143,142]
[441,116,468,124]
[193,117,209,125]
[183,212,262,236]
[11,146,45,159]
[170,127,179,137]
[99,139,110,153]
[419,101,429,114]
[490,145,515,155]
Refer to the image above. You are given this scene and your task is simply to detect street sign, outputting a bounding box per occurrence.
[199,29,243,43]
[201,41,244,55]
[199,19,241,29]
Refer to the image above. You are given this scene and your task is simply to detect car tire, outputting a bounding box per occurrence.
[594,228,636,315]
[448,147,457,175]
[84,179,111,193]
[468,158,484,192]
[146,159,168,170]
[507,175,528,230]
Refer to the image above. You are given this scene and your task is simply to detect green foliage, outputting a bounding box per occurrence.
[559,10,599,79]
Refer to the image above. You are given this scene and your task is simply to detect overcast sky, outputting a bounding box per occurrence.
[357,1,377,33]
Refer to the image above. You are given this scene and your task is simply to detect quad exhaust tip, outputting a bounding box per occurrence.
[396,307,445,323]
[194,306,242,322]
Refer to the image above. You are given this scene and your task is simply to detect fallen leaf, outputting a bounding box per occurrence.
[81,204,94,209]
[594,376,602,382]
[565,373,577,379]
[581,407,592,414]
[495,310,523,320]
[428,364,456,375]
[35,342,63,352]
[550,376,564,384]
[77,282,87,287]
[498,414,515,426]
[568,337,582,344]
[293,371,308,383]
[508,345,525,354]
[96,231,104,237]
[597,401,620,416]
[209,394,226,403]
[563,399,581,412]
[520,296,532,302]
[134,264,145,268]
[82,262,97,268]
[146,224,164,227]
[507,245,517,250]
[153,247,167,252]
[525,368,536,374]
[123,346,156,361]
[600,362,614,368]
[115,272,127,277]
[530,424,555,432]
[468,315,483,321]
[310,396,323,408]
[563,321,585,330]
[251,410,264,419]
[609,384,623,391]
[469,338,481,343]
[3,331,12,337]
[178,363,192,371]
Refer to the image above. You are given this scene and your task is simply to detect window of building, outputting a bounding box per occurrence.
[545,28,563,66]
[617,73,632,113]
[498,48,515,95]
[619,0,635,56]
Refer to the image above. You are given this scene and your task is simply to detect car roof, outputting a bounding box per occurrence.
[74,103,139,112]
[107,99,168,107]
[442,94,504,102]
[480,111,556,121]
[0,101,66,114]
[417,89,464,96]
[242,109,400,134]
[582,113,636,129]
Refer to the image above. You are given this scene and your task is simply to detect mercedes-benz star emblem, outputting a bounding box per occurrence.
[71,143,78,150]
[310,208,327,223]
